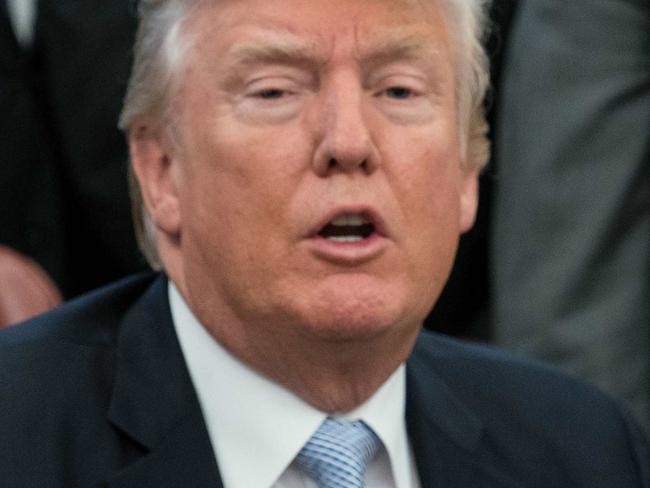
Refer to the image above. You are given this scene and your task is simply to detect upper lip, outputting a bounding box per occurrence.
[306,206,389,239]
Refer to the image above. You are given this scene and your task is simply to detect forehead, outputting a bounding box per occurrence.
[185,0,450,64]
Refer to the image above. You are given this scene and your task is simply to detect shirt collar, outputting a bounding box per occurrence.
[169,282,413,488]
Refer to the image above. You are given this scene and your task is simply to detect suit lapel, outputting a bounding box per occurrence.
[106,416,223,488]
[105,275,224,488]
[406,344,524,488]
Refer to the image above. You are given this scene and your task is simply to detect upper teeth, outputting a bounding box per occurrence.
[330,214,368,226]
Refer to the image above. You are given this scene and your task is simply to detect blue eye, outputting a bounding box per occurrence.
[385,87,413,99]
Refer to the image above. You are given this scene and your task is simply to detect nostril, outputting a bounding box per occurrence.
[326,156,368,173]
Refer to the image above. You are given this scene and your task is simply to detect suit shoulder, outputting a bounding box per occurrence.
[0,272,161,409]
[412,330,611,405]
[410,332,650,485]
[0,272,159,348]
[0,273,162,462]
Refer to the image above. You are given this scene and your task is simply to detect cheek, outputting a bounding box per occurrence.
[389,136,463,289]
[179,128,310,278]
[393,133,462,228]
[185,127,288,212]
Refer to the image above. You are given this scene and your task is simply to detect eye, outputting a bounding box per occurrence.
[254,88,288,99]
[384,86,415,100]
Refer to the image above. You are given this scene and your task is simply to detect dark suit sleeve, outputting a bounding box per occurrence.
[492,0,650,434]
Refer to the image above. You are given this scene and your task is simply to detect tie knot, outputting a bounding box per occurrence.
[296,418,381,488]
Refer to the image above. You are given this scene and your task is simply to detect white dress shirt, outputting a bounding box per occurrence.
[169,283,421,488]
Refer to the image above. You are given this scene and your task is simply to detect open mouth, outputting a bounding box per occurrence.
[318,214,376,243]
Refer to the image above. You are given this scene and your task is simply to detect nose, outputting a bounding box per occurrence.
[311,74,380,176]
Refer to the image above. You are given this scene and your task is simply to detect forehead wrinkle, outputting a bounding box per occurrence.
[225,35,444,79]
[359,32,443,68]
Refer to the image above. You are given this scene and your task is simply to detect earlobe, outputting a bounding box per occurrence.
[129,120,181,236]
[458,168,480,233]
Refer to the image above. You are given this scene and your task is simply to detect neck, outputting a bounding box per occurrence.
[221,321,419,413]
[165,262,422,413]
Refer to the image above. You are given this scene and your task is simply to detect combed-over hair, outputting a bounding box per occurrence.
[119,0,492,269]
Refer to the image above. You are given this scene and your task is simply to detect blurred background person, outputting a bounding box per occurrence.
[492,0,649,434]
[0,0,144,299]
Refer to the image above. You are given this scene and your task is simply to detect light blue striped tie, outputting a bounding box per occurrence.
[296,418,381,488]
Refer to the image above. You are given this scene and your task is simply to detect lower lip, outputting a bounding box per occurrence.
[304,232,388,264]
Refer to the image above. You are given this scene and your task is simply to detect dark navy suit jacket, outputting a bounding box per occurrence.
[1,273,648,487]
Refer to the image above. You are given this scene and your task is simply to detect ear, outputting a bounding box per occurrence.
[128,118,181,237]
[458,167,480,234]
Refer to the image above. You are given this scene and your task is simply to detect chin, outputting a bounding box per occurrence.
[295,279,425,343]
[303,310,397,342]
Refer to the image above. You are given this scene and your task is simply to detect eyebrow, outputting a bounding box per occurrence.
[225,33,440,71]
[227,39,322,68]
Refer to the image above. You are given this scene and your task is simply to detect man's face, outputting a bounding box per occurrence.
[165,0,478,348]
